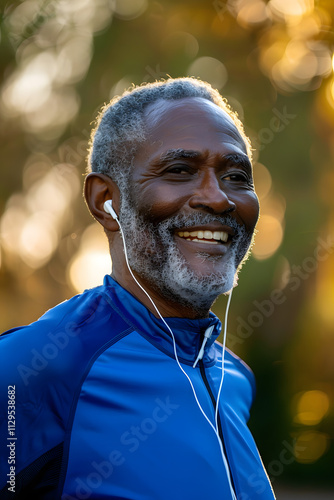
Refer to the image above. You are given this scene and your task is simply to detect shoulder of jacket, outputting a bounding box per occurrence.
[225,346,256,397]
[1,285,115,341]
[214,341,256,399]
[0,285,131,388]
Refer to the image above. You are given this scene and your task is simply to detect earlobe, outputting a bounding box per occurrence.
[84,173,120,232]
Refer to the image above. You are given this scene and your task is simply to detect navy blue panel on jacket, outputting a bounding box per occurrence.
[0,275,275,499]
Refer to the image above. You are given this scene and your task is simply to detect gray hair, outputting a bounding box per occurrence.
[87,77,252,191]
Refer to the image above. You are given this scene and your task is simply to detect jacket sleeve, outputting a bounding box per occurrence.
[0,287,127,498]
[0,323,69,498]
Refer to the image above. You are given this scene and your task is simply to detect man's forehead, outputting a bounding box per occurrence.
[141,96,248,156]
[143,96,235,129]
[131,97,249,170]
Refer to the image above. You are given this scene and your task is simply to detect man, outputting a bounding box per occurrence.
[0,77,275,499]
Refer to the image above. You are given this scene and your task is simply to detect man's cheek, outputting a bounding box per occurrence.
[233,192,259,232]
[246,193,260,231]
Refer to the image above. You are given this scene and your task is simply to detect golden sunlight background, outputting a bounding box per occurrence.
[1,0,334,494]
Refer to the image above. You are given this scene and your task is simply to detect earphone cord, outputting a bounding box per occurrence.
[116,217,237,500]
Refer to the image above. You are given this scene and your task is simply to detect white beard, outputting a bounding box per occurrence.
[117,194,253,315]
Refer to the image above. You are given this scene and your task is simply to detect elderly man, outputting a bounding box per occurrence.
[0,78,275,499]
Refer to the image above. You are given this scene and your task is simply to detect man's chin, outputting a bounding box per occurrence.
[157,264,236,313]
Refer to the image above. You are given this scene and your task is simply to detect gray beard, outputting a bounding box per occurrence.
[117,194,253,315]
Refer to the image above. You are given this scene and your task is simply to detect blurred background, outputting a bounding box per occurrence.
[0,0,334,496]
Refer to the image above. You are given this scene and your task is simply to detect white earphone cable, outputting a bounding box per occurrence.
[215,287,233,431]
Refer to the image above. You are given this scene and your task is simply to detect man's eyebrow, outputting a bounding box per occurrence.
[156,149,202,165]
[152,149,252,172]
[222,153,252,172]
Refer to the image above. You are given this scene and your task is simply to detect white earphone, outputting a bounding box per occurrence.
[104,200,118,220]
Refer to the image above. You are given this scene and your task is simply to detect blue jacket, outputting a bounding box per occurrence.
[0,275,275,499]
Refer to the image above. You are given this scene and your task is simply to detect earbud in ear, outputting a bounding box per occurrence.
[103,200,118,220]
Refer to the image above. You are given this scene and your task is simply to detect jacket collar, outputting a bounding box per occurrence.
[103,275,222,366]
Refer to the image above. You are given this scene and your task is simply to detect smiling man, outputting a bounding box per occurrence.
[0,78,275,499]
[87,91,259,319]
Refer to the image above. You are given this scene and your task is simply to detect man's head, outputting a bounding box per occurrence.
[88,77,252,191]
[85,77,259,318]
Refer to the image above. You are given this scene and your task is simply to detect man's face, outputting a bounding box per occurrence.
[118,97,259,316]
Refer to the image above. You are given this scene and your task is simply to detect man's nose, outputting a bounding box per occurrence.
[188,169,236,214]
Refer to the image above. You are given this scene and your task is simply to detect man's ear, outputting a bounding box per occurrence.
[84,173,120,232]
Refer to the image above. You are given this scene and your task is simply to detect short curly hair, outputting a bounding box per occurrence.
[87,77,251,191]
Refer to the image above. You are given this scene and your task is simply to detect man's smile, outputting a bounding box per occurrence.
[176,229,229,244]
[174,223,234,248]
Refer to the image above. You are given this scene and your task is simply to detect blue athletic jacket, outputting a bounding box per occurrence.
[0,275,275,499]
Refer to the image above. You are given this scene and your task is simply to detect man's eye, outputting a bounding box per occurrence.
[222,172,250,183]
[166,165,192,175]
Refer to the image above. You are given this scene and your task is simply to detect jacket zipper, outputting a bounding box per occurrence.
[199,359,237,496]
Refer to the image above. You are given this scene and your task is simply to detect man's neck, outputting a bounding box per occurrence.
[110,271,211,319]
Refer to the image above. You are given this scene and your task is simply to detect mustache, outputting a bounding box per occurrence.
[156,213,245,237]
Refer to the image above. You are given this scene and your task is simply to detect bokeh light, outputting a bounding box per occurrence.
[294,431,330,464]
[252,214,284,260]
[0,163,80,269]
[20,213,58,268]
[294,390,330,425]
[112,0,148,20]
[0,200,27,255]
[1,0,114,140]
[315,252,334,326]
[236,0,270,28]
[326,77,334,110]
[252,168,286,260]
[268,0,314,25]
[253,162,273,200]
[161,31,199,59]
[68,224,111,293]
[255,0,333,92]
[110,77,133,99]
[187,57,228,90]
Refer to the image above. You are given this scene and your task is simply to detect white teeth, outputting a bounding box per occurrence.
[189,231,200,238]
[177,230,229,243]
